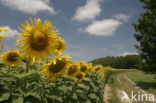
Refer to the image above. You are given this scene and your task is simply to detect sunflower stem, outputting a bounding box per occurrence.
[26,58,30,73]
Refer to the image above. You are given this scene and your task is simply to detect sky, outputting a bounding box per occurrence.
[0,0,144,61]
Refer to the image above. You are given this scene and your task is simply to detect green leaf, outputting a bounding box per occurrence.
[88,93,100,100]
[45,95,62,102]
[75,89,84,94]
[83,78,91,82]
[71,93,78,100]
[86,99,92,103]
[58,85,72,93]
[0,93,10,101]
[77,84,89,90]
[12,96,23,103]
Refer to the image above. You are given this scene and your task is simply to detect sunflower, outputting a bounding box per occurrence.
[104,66,112,70]
[87,63,93,71]
[79,61,91,73]
[66,62,80,77]
[16,18,64,63]
[1,49,22,66]
[54,38,66,55]
[40,55,71,81]
[76,72,85,82]
[98,71,105,78]
[94,65,103,73]
[97,67,105,78]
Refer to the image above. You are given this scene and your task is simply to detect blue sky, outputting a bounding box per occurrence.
[0,0,144,61]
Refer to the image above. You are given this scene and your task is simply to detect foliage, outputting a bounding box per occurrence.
[132,0,156,73]
[0,66,105,103]
[90,55,143,69]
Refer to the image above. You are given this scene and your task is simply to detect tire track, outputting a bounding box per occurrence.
[103,84,111,103]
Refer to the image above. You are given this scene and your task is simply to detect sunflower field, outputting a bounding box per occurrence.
[0,18,110,103]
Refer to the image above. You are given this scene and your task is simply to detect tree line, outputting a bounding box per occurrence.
[90,55,143,69]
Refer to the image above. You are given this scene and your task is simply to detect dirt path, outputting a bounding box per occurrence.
[116,74,132,103]
[103,84,111,103]
[117,75,121,83]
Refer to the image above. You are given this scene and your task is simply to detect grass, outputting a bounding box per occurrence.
[127,71,156,96]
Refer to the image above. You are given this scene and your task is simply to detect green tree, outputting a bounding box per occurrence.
[132,0,156,73]
[90,55,142,69]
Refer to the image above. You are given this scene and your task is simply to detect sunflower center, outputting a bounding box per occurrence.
[76,73,83,79]
[6,52,19,62]
[30,31,49,51]
[68,66,77,75]
[81,65,87,72]
[49,59,66,73]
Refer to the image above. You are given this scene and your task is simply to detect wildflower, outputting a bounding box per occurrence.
[41,55,71,81]
[94,65,103,73]
[54,38,66,55]
[79,61,91,73]
[76,72,85,82]
[16,18,64,63]
[66,62,80,77]
[2,49,22,66]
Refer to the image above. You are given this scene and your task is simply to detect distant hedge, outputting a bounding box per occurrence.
[89,55,143,69]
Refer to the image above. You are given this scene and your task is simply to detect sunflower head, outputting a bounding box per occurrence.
[41,55,71,81]
[98,70,105,78]
[96,66,105,78]
[76,72,85,82]
[16,18,65,63]
[105,66,112,70]
[94,65,103,73]
[79,61,92,73]
[2,49,22,66]
[66,62,80,77]
[54,38,66,55]
[87,63,93,71]
[79,63,88,73]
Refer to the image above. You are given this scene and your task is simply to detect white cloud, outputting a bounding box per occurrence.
[84,19,122,36]
[78,28,84,32]
[72,0,102,22]
[77,13,130,36]
[121,52,138,56]
[0,0,57,15]
[0,26,18,37]
[114,13,130,22]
